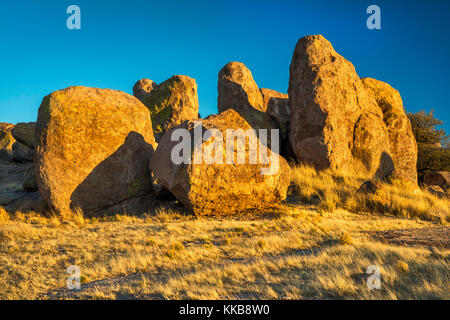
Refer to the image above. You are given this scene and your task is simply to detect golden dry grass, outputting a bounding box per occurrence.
[0,165,448,300]
[290,164,449,222]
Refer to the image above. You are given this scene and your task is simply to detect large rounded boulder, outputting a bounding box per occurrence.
[289,35,393,177]
[150,109,291,215]
[35,86,157,215]
[141,75,199,142]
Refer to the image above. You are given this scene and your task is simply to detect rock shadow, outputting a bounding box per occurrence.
[70,131,155,214]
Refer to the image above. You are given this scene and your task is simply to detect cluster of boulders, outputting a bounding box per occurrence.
[0,122,45,212]
[0,34,444,216]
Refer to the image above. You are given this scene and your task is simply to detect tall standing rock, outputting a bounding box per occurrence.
[141,75,199,142]
[133,78,158,101]
[289,35,392,176]
[218,62,265,113]
[35,86,157,215]
[361,78,418,184]
[150,109,291,215]
[218,62,279,147]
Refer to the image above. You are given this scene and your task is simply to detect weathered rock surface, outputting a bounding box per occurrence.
[260,88,295,159]
[35,86,157,215]
[141,75,199,142]
[11,122,36,149]
[424,171,449,191]
[289,35,393,177]
[218,62,279,149]
[261,88,290,137]
[0,123,15,162]
[133,78,158,101]
[12,142,34,162]
[219,62,265,113]
[150,109,291,215]
[362,78,418,184]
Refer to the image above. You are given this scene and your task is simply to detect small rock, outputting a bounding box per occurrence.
[424,171,449,190]
[427,185,447,199]
[133,79,158,101]
[357,179,383,195]
[11,122,36,149]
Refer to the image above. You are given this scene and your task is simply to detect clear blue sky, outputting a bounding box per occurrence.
[1,0,449,132]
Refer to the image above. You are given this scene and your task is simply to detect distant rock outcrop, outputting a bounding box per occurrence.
[150,109,291,215]
[133,78,158,101]
[11,122,36,149]
[35,86,157,215]
[0,123,15,162]
[289,35,394,177]
[12,141,34,162]
[362,78,418,184]
[141,75,199,142]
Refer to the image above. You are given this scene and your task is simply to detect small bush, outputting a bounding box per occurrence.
[396,260,409,273]
[0,207,9,224]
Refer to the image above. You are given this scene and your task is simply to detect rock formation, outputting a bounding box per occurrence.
[362,78,418,184]
[11,122,36,149]
[0,123,15,162]
[424,171,449,191]
[141,75,199,141]
[261,88,290,137]
[289,35,394,177]
[218,62,278,138]
[35,86,157,215]
[133,78,158,101]
[150,109,291,215]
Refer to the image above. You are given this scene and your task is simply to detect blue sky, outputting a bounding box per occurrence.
[0,0,449,132]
